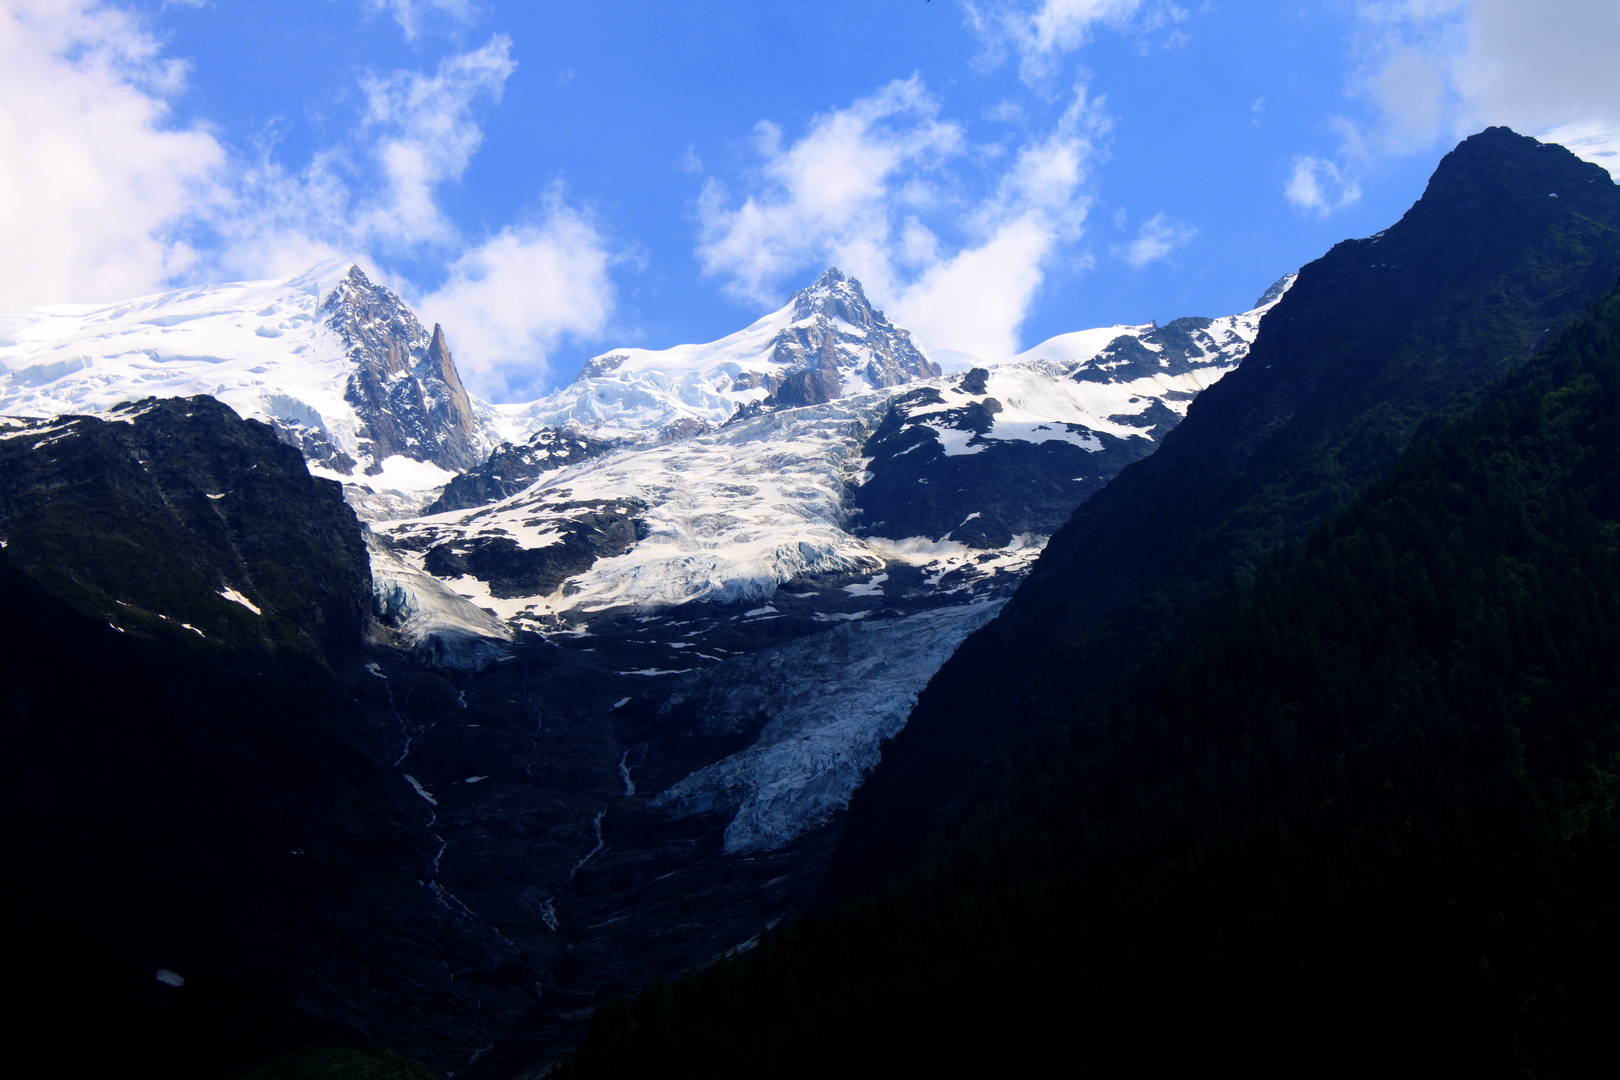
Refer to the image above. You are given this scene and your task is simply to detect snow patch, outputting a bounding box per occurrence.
[843,573,888,596]
[403,774,437,805]
[218,586,261,615]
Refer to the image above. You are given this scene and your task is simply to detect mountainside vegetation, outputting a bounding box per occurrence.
[0,551,430,1077]
[555,279,1620,1078]
[837,127,1620,890]
[0,396,373,666]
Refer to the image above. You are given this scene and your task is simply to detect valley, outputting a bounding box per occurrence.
[0,240,1276,1074]
[5,126,1619,1079]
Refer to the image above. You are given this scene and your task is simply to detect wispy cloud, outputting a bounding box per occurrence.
[356,36,516,247]
[364,0,480,42]
[966,0,1145,86]
[1288,0,1620,214]
[421,188,617,399]
[696,77,1102,361]
[695,76,965,305]
[1121,212,1196,267]
[1284,156,1363,216]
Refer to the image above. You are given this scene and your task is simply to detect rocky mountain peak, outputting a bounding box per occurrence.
[319,266,480,473]
[766,268,940,408]
[791,266,869,325]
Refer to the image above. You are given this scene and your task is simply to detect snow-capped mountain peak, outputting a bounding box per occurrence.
[0,260,488,515]
[494,268,939,444]
[773,266,939,400]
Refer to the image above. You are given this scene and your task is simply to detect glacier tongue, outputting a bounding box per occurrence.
[366,533,512,671]
[647,600,1006,853]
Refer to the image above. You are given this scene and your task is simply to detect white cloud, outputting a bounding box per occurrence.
[967,0,1145,86]
[205,35,517,273]
[1121,212,1196,267]
[697,77,965,305]
[420,191,617,398]
[356,36,515,247]
[697,79,1099,361]
[1284,156,1363,216]
[0,4,518,302]
[1295,1,1620,211]
[1349,0,1620,143]
[365,0,478,41]
[0,0,228,309]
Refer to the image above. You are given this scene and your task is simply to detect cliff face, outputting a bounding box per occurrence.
[322,266,481,473]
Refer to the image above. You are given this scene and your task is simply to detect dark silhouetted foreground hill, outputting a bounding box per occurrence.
[836,127,1620,890]
[555,237,1620,1080]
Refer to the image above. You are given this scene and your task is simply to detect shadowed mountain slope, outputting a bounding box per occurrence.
[834,127,1620,890]
[554,208,1620,1080]
[0,395,372,665]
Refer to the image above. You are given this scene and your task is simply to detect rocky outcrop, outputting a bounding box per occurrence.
[852,383,1152,549]
[413,499,646,600]
[1073,316,1226,384]
[321,266,481,473]
[760,268,939,409]
[427,425,615,514]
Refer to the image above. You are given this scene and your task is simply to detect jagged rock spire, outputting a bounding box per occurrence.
[319,266,480,473]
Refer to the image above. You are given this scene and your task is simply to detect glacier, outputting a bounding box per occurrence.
[648,599,1007,854]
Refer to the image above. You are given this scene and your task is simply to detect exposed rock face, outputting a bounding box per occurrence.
[850,294,1269,550]
[853,383,1152,549]
[406,498,647,600]
[759,268,939,408]
[0,395,373,663]
[321,266,481,473]
[1074,316,1240,389]
[427,426,615,514]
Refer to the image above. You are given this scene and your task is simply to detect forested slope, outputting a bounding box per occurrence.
[835,128,1620,888]
[556,278,1620,1078]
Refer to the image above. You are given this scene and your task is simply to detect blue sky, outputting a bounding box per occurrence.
[2,1,1617,399]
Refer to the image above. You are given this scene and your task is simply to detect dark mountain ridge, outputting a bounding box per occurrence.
[553,173,1620,1080]
[835,127,1620,891]
[0,395,372,665]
